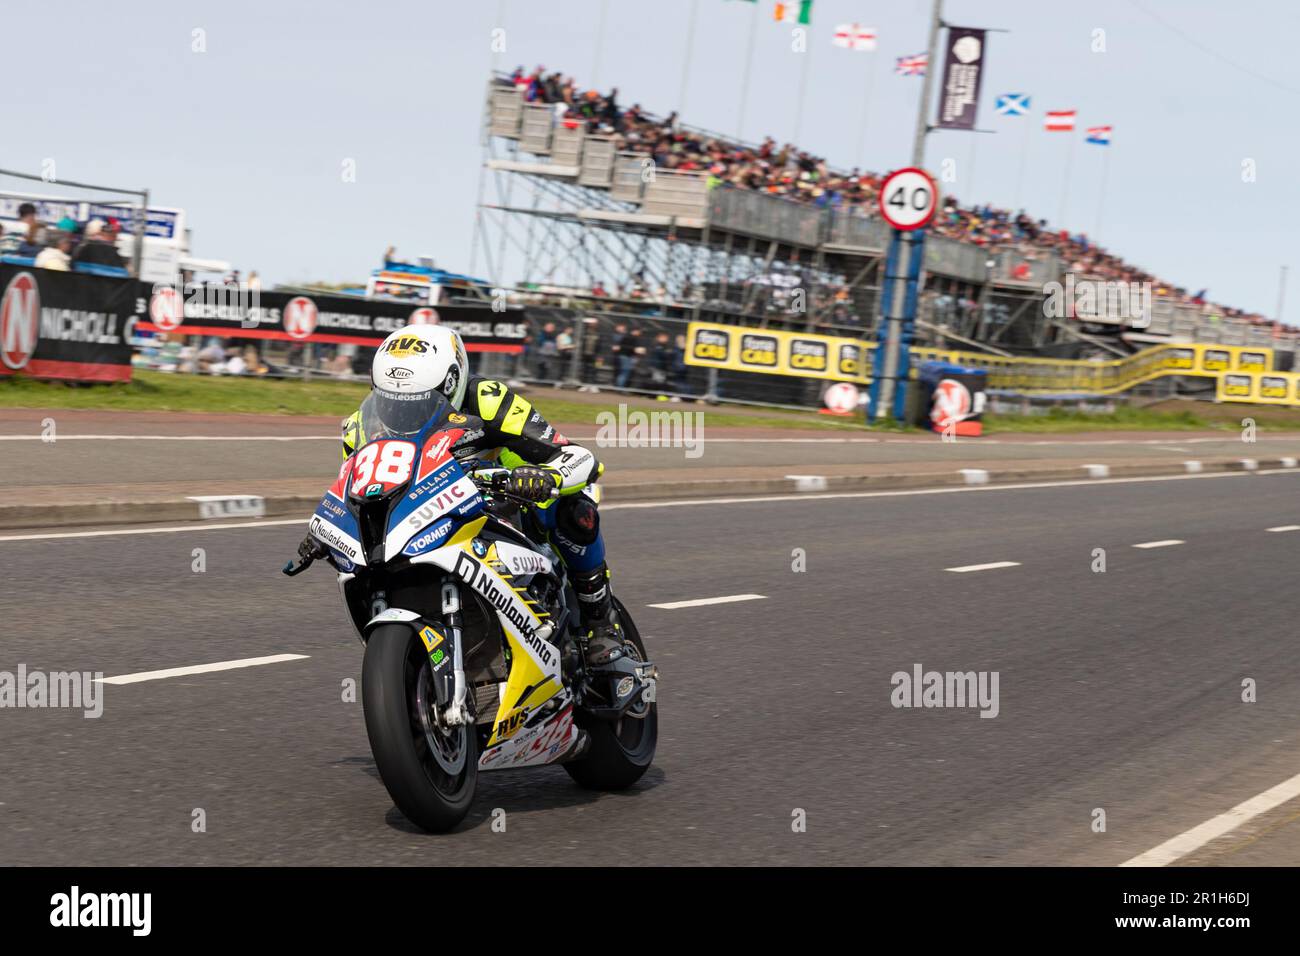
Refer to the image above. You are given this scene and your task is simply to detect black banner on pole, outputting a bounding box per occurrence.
[132,284,528,353]
[936,26,987,131]
[0,265,136,382]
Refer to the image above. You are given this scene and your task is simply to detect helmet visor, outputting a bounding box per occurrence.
[360,388,451,440]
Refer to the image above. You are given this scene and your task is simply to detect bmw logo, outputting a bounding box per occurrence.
[471,538,488,557]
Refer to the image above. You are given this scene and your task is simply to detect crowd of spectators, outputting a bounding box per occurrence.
[509,66,1270,329]
[0,203,128,273]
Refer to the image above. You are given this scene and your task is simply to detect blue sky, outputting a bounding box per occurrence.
[4,0,1293,319]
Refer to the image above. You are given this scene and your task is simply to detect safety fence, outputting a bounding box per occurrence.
[681,321,1300,406]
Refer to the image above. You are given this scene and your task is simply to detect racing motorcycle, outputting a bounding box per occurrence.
[283,396,657,833]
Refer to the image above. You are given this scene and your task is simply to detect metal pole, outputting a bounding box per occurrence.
[677,0,700,117]
[910,0,944,169]
[792,26,814,144]
[877,0,943,421]
[1277,265,1289,325]
[875,229,914,418]
[131,188,148,280]
[591,0,609,88]
[736,2,760,141]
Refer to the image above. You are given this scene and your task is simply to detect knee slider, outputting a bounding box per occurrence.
[556,494,600,546]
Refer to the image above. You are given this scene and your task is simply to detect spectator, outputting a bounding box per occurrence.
[15,203,45,256]
[71,220,126,270]
[34,232,75,271]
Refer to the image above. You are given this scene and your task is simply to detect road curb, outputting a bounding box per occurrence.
[4,457,1295,531]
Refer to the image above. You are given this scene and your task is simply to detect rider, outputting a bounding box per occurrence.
[339,324,624,667]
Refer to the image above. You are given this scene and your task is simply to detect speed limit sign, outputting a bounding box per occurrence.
[878,167,938,231]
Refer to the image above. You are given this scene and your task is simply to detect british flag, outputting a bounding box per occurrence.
[895,53,927,76]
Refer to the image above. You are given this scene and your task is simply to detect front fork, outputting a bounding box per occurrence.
[434,580,471,726]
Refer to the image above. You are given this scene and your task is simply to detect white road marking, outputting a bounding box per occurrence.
[1082,464,1110,478]
[96,653,309,685]
[960,468,989,485]
[1132,539,1184,549]
[0,434,337,441]
[945,561,1021,573]
[1266,525,1300,532]
[4,468,1300,543]
[648,594,767,610]
[9,432,1300,446]
[0,518,305,542]
[1120,768,1300,867]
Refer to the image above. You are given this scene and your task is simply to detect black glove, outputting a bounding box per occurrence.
[507,465,559,502]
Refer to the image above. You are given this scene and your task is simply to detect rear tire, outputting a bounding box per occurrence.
[564,598,658,790]
[362,624,477,832]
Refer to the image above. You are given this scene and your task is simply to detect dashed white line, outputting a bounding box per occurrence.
[96,653,310,685]
[648,594,767,610]
[1266,525,1300,532]
[1120,768,1300,867]
[1132,539,1184,549]
[945,561,1021,573]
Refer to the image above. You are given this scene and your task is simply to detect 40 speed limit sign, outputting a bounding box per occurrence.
[878,167,938,231]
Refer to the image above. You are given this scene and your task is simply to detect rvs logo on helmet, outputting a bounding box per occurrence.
[382,335,432,358]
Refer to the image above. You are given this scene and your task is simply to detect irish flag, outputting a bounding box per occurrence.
[774,1,813,24]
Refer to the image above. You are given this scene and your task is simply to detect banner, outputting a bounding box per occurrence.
[936,26,987,131]
[133,285,527,353]
[685,322,870,383]
[0,264,135,382]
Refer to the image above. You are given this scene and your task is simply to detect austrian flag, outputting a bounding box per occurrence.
[1044,110,1076,131]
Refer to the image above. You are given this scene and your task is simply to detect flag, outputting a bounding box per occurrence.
[1085,125,1112,145]
[995,93,1030,116]
[832,23,876,50]
[895,53,927,76]
[1044,109,1076,131]
[774,0,813,23]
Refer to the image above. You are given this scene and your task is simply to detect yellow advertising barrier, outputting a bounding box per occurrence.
[685,323,871,384]
[684,322,1292,404]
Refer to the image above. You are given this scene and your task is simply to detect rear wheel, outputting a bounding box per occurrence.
[564,598,658,790]
[362,624,477,832]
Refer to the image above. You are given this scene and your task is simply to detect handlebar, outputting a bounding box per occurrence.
[468,464,560,503]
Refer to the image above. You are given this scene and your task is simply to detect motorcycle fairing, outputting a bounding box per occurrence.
[416,518,579,769]
[309,456,367,568]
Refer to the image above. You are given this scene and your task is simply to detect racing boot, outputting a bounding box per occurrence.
[573,563,624,667]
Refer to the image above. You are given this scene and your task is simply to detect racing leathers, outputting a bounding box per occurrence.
[342,376,624,663]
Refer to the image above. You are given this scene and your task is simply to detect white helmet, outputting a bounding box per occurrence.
[367,325,469,436]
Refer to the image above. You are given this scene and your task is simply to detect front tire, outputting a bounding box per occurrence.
[362,624,477,832]
[564,598,658,790]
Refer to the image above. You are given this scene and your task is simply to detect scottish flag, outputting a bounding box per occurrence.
[995,93,1030,116]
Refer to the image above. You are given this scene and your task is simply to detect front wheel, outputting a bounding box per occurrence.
[564,598,658,790]
[362,624,477,832]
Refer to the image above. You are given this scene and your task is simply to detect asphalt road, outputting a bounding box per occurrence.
[6,407,1300,493]
[3,469,1300,865]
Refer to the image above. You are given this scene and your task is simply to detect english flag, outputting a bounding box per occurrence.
[1044,110,1076,131]
[895,53,928,76]
[832,23,877,51]
[1086,125,1112,145]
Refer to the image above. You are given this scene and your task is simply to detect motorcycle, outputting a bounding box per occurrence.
[283,400,657,833]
